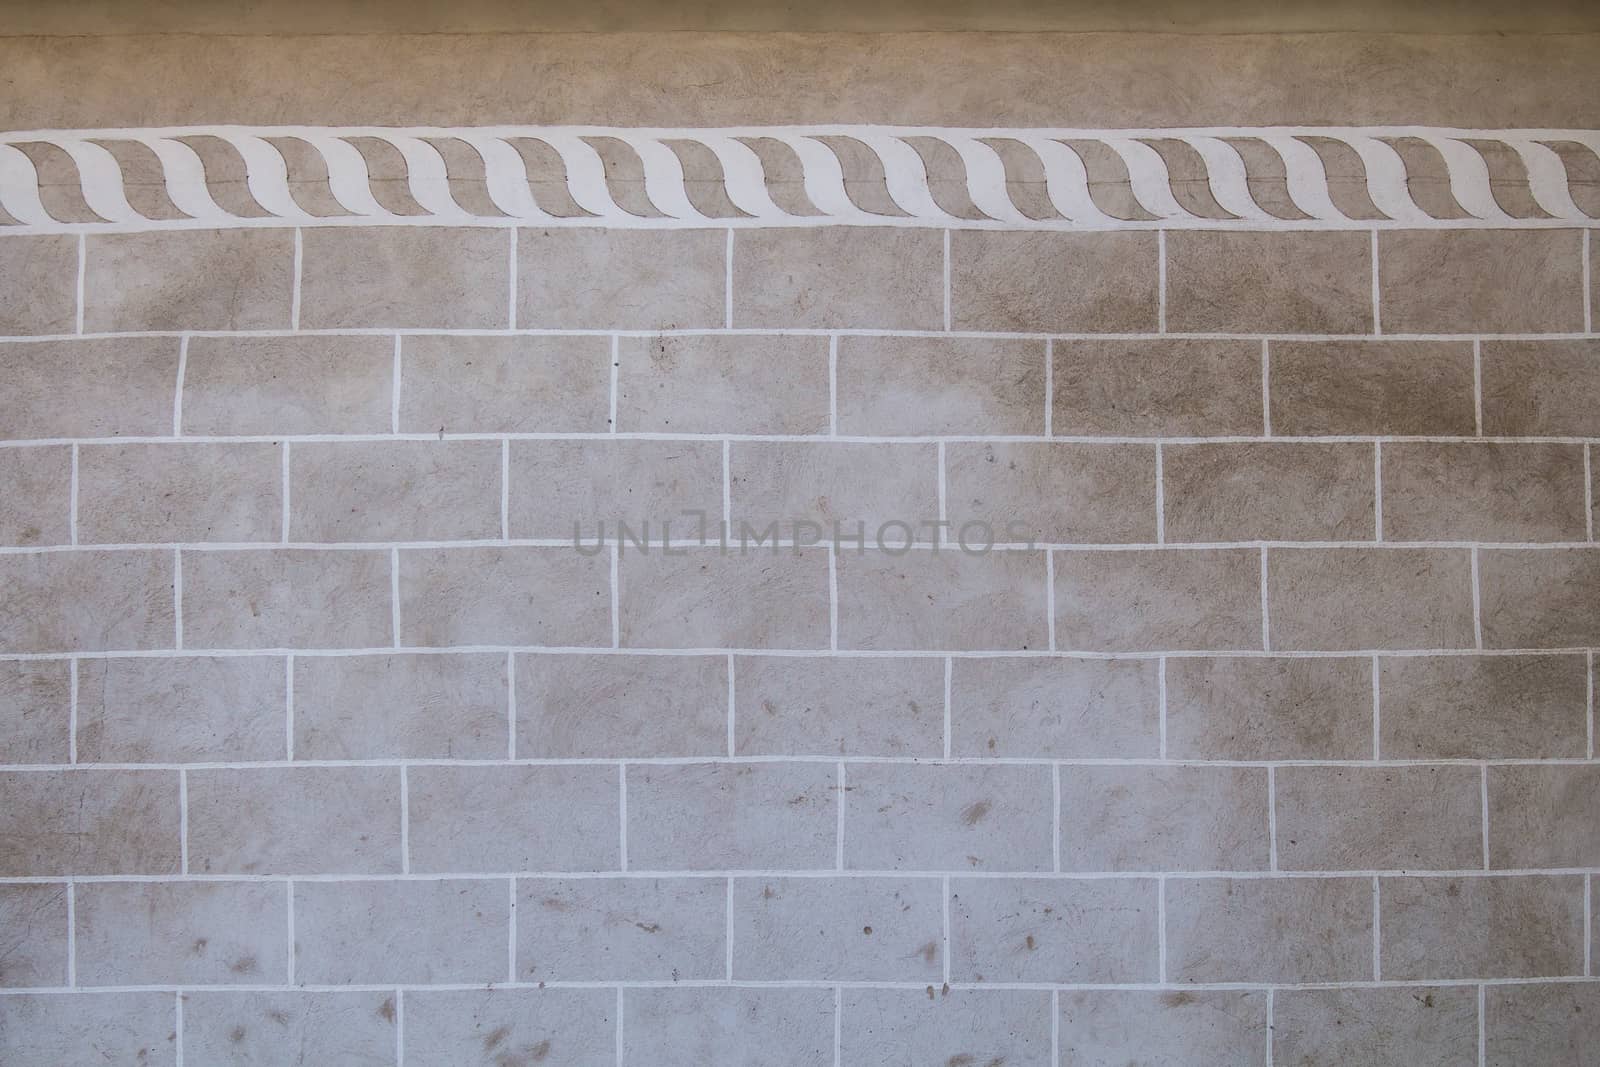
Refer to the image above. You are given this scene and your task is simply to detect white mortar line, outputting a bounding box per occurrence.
[285,656,294,761]
[1261,340,1272,437]
[178,768,188,873]
[399,765,410,874]
[172,549,183,649]
[1480,764,1491,869]
[1371,655,1382,760]
[1267,988,1276,1066]
[1587,651,1594,761]
[507,877,518,982]
[1372,876,1382,980]
[609,335,620,432]
[1585,444,1594,543]
[1155,443,1165,544]
[943,657,953,760]
[618,764,628,871]
[290,228,303,330]
[67,659,77,764]
[74,235,85,335]
[172,335,189,436]
[835,762,846,871]
[1471,547,1483,649]
[726,654,736,757]
[507,227,518,330]
[389,548,401,647]
[1267,766,1278,871]
[506,652,517,761]
[1157,229,1167,334]
[609,544,620,649]
[390,336,402,434]
[724,228,735,329]
[828,335,839,436]
[68,444,78,546]
[1370,230,1381,335]
[500,439,510,540]
[279,442,291,543]
[833,986,842,1067]
[942,229,952,331]
[1473,339,1484,436]
[1477,984,1485,1067]
[1584,872,1592,977]
[1373,443,1383,541]
[65,882,75,986]
[1259,547,1270,651]
[395,989,405,1067]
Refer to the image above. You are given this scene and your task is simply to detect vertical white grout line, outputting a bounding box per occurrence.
[68,444,78,546]
[1370,229,1381,335]
[609,335,620,433]
[508,877,518,983]
[391,336,402,434]
[173,548,183,649]
[1267,765,1278,871]
[1156,877,1167,981]
[1584,872,1591,977]
[1260,339,1272,437]
[828,545,839,653]
[290,227,303,330]
[1046,549,1057,653]
[74,234,86,335]
[618,763,629,872]
[1158,657,1168,759]
[610,543,621,649]
[942,229,952,332]
[726,654,736,757]
[399,764,410,874]
[390,548,402,648]
[725,878,735,981]
[1266,988,1275,1067]
[1051,989,1060,1067]
[286,880,295,986]
[1259,547,1271,651]
[943,657,953,760]
[828,335,839,437]
[936,442,947,547]
[1471,546,1483,650]
[1584,444,1594,543]
[1480,763,1491,870]
[507,227,518,330]
[1052,763,1061,872]
[835,762,846,871]
[1373,443,1383,541]
[1587,650,1594,760]
[616,987,625,1067]
[285,655,295,761]
[500,439,510,541]
[68,659,78,764]
[279,440,292,542]
[725,228,735,329]
[1154,443,1165,545]
[941,875,951,985]
[1477,985,1485,1067]
[1043,337,1054,438]
[173,334,189,436]
[1371,654,1382,760]
[833,986,843,1067]
[507,652,517,761]
[65,882,75,986]
[179,767,189,873]
[1473,339,1484,436]
[1372,877,1382,980]
[396,989,405,1067]
[175,991,184,1067]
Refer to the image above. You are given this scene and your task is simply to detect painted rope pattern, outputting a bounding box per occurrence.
[0,126,1597,230]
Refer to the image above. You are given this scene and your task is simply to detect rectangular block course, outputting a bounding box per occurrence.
[405,988,614,1067]
[1058,990,1266,1066]
[0,337,178,440]
[1267,340,1476,436]
[1058,765,1270,872]
[1273,987,1479,1067]
[182,548,390,649]
[509,439,724,540]
[840,988,1053,1067]
[626,762,835,870]
[950,230,1158,332]
[186,766,400,875]
[1381,442,1589,543]
[1486,764,1600,869]
[293,652,506,760]
[0,993,175,1066]
[1164,656,1373,760]
[0,446,69,545]
[843,762,1053,871]
[400,546,611,647]
[1379,875,1585,979]
[1379,654,1588,759]
[0,769,179,875]
[0,884,68,987]
[949,656,1159,758]
[1378,229,1585,333]
[1166,230,1373,333]
[616,333,831,435]
[1052,338,1263,437]
[0,234,77,335]
[400,334,611,434]
[1162,441,1375,542]
[74,880,287,985]
[84,229,294,331]
[517,877,724,981]
[0,549,177,652]
[1052,548,1261,652]
[835,335,1046,435]
[77,656,286,763]
[293,878,508,984]
[836,549,1047,651]
[944,441,1157,544]
[78,442,282,543]
[300,227,508,328]
[182,991,397,1067]
[619,547,829,649]
[730,876,943,981]
[521,227,725,330]
[290,440,501,542]
[517,652,725,758]
[0,661,69,764]
[732,227,941,329]
[949,877,1158,983]
[735,655,944,758]
[181,335,393,436]
[1480,338,1600,436]
[1165,877,1373,982]
[627,988,832,1067]
[1274,765,1484,870]
[729,440,939,542]
[1267,547,1474,651]
[1478,548,1600,648]
[408,764,619,873]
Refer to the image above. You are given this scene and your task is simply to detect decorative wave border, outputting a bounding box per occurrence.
[2,126,1598,231]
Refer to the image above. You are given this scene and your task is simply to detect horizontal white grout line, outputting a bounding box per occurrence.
[4,976,1598,996]
[4,867,1596,884]
[2,646,1595,663]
